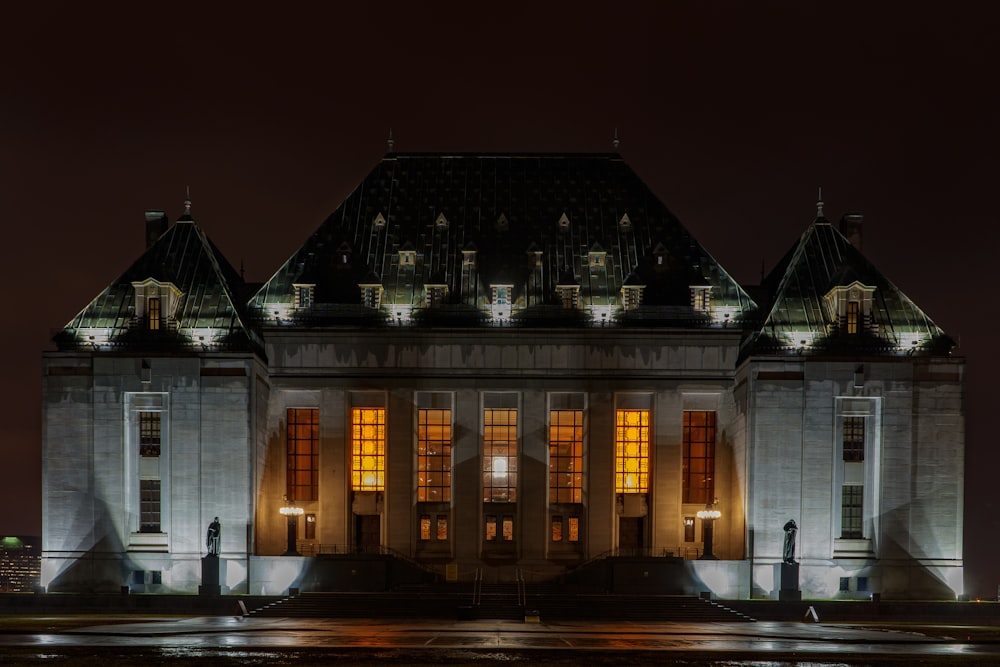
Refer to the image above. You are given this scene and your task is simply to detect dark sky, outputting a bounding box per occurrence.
[4,3,997,595]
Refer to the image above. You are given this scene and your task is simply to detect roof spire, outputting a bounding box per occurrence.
[184,185,192,217]
[816,186,824,218]
[387,128,394,152]
[612,127,620,151]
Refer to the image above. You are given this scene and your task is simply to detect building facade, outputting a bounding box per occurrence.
[41,153,964,599]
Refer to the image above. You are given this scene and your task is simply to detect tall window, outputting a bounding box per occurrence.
[483,408,517,502]
[846,301,860,334]
[615,409,649,493]
[841,486,864,538]
[683,411,716,504]
[843,416,865,462]
[418,408,452,502]
[549,409,583,503]
[287,408,319,501]
[138,411,161,532]
[147,297,161,330]
[352,408,385,491]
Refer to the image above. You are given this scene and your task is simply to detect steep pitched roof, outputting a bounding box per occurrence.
[54,218,263,354]
[250,152,756,327]
[743,219,953,357]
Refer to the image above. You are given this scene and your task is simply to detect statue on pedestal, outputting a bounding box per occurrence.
[206,517,221,556]
[782,519,797,564]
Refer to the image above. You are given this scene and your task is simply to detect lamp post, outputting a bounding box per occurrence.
[697,503,722,560]
[280,504,304,556]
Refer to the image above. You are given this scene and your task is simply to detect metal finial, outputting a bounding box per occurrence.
[184,185,192,216]
[816,186,824,218]
[612,127,620,150]
[387,128,394,152]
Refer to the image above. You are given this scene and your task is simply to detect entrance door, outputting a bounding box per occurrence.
[355,515,381,552]
[618,516,644,552]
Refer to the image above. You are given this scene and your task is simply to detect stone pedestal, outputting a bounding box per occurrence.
[199,556,223,596]
[776,562,801,601]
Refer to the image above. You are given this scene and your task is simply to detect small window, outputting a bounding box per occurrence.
[294,285,314,309]
[568,516,580,542]
[132,570,144,585]
[151,570,162,585]
[436,515,448,541]
[557,212,570,231]
[857,577,870,592]
[400,250,416,266]
[684,516,695,542]
[843,416,865,462]
[841,486,864,538]
[589,252,606,268]
[373,212,387,228]
[691,286,711,312]
[485,515,497,541]
[492,285,512,305]
[463,251,476,267]
[361,285,382,309]
[551,516,563,542]
[305,513,316,540]
[420,515,431,540]
[435,212,448,228]
[502,515,514,541]
[840,577,850,592]
[621,285,644,311]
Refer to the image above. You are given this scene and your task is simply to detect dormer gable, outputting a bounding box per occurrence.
[131,279,182,330]
[824,281,877,336]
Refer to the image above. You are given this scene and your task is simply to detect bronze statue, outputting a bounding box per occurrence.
[783,519,797,563]
[206,517,221,556]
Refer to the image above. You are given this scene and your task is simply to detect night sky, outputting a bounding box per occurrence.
[5,3,997,595]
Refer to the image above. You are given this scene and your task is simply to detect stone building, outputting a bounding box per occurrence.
[41,153,964,599]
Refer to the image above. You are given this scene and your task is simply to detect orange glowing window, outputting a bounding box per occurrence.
[287,408,319,501]
[615,409,649,493]
[846,301,860,335]
[351,408,385,491]
[483,408,517,502]
[549,409,583,503]
[682,410,716,504]
[418,409,452,502]
[147,297,161,330]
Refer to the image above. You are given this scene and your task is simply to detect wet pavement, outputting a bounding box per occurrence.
[2,615,999,665]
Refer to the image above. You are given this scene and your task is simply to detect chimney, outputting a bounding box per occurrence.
[145,210,168,250]
[839,213,863,252]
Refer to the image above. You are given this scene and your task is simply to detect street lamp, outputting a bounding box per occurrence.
[696,503,722,560]
[280,504,305,556]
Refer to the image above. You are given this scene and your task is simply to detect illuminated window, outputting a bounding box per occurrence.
[549,410,583,503]
[483,408,517,502]
[425,285,448,307]
[502,515,514,541]
[684,516,695,542]
[615,409,649,493]
[436,515,448,540]
[420,515,431,541]
[305,513,316,540]
[491,285,512,305]
[589,251,606,268]
[557,285,579,309]
[683,411,716,504]
[399,250,416,266]
[846,301,860,334]
[621,285,644,311]
[690,287,711,313]
[287,408,319,501]
[843,416,865,462]
[139,480,161,533]
[841,485,864,538]
[147,297,161,330]
[418,409,452,502]
[552,516,563,542]
[138,411,161,532]
[485,515,497,541]
[361,284,382,309]
[568,516,580,542]
[352,408,385,491]
[139,411,161,457]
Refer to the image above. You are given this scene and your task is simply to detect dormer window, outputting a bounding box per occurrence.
[373,212,387,228]
[588,250,607,268]
[621,285,644,311]
[496,213,510,232]
[435,212,448,229]
[690,286,712,313]
[359,283,383,309]
[399,249,416,266]
[463,250,477,267]
[556,285,579,309]
[557,212,570,232]
[652,242,669,272]
[619,213,632,230]
[293,284,315,309]
[425,284,448,306]
[491,284,513,305]
[132,279,182,331]
[823,282,876,336]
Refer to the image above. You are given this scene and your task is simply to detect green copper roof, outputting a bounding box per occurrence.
[250,153,757,327]
[54,217,263,354]
[743,219,953,357]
